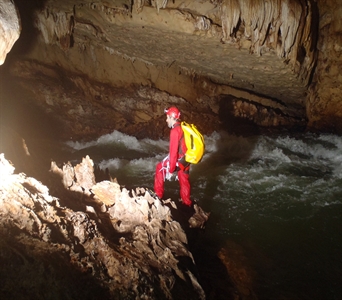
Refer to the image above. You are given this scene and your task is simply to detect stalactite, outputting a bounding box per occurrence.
[278,0,302,59]
[298,0,317,85]
[151,0,168,13]
[220,0,240,42]
[258,0,280,53]
[219,0,316,85]
[35,9,74,51]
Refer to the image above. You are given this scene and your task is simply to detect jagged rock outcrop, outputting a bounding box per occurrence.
[0,153,209,299]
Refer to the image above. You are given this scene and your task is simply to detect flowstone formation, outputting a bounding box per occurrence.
[0,153,209,299]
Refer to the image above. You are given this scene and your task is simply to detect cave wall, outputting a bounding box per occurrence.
[306,0,342,133]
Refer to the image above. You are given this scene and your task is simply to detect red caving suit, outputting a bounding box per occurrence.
[154,122,192,206]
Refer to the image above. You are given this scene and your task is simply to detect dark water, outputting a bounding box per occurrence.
[62,130,342,300]
[1,74,341,299]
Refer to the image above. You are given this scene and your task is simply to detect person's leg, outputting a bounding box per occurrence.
[154,161,165,199]
[178,169,192,206]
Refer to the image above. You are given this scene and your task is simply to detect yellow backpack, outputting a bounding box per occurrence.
[181,121,205,164]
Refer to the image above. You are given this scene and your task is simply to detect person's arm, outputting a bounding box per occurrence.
[168,128,179,173]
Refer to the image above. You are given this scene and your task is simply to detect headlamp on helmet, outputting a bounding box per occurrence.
[164,107,181,120]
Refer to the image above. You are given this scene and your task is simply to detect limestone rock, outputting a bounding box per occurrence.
[1,153,207,298]
[188,204,210,229]
[306,0,342,133]
[92,180,121,205]
[0,0,21,65]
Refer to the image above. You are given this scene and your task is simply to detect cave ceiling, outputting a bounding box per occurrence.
[50,0,315,103]
[3,0,320,138]
[81,15,307,106]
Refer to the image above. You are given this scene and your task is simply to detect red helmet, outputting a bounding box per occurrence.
[164,107,181,119]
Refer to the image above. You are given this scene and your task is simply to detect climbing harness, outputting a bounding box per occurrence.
[159,155,179,181]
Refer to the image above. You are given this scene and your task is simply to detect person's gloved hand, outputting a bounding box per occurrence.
[165,170,174,181]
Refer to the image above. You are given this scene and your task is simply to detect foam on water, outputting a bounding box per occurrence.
[65,130,342,214]
[189,132,342,231]
[66,130,162,152]
[187,131,338,217]
[98,156,162,174]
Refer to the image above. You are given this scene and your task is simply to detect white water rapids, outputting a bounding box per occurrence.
[64,130,342,299]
